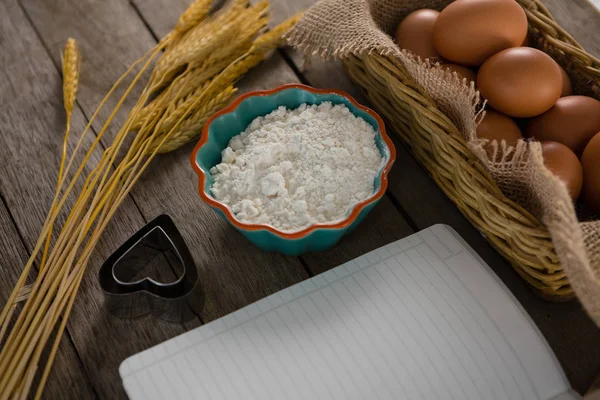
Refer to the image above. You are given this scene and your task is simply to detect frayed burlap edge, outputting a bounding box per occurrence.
[285,0,432,59]
[288,0,600,327]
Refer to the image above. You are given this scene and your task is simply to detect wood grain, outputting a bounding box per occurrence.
[388,137,600,394]
[129,0,191,39]
[18,0,312,396]
[130,0,417,279]
[543,0,600,58]
[2,0,598,397]
[265,0,600,393]
[301,197,414,275]
[20,0,311,318]
[0,199,96,398]
[1,0,191,398]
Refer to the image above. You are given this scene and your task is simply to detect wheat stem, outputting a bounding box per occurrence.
[0,44,161,336]
[0,4,302,396]
[39,38,81,277]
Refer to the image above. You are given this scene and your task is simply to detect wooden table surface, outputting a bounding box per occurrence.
[1,0,600,398]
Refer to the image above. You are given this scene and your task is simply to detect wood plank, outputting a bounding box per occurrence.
[18,2,313,398]
[0,1,192,398]
[130,0,190,38]
[130,0,416,274]
[266,0,600,394]
[0,204,95,398]
[20,0,310,323]
[128,7,600,392]
[301,197,414,274]
[542,0,600,58]
[16,0,600,397]
[537,2,600,389]
[135,0,600,392]
[386,139,600,394]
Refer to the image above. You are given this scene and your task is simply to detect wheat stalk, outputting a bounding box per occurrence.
[151,1,268,93]
[0,44,164,399]
[0,4,301,397]
[173,0,213,38]
[154,85,237,153]
[0,44,162,356]
[198,12,303,105]
[62,39,80,119]
[0,39,81,330]
[42,38,81,268]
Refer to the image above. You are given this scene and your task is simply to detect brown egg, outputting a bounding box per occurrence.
[521,31,531,47]
[559,66,573,97]
[395,9,441,60]
[444,64,477,83]
[525,96,600,156]
[477,48,562,118]
[540,141,583,201]
[581,132,600,214]
[476,110,522,143]
[432,0,528,67]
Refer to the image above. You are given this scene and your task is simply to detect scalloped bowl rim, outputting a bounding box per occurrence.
[190,83,396,240]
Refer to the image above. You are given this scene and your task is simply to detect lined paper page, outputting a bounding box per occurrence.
[120,224,572,400]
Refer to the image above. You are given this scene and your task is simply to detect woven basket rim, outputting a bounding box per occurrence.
[336,0,600,300]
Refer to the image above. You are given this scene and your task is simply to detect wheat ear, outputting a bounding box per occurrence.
[42,38,81,270]
[4,39,81,314]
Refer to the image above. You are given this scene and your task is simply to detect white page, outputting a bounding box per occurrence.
[120,224,573,400]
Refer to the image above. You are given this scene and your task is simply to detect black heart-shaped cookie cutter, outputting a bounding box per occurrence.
[99,215,204,323]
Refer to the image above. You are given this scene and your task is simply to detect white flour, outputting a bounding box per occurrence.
[209,102,383,232]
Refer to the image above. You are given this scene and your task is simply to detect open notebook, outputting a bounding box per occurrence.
[119,224,579,400]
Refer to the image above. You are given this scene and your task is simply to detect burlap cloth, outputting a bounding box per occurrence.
[287,0,600,327]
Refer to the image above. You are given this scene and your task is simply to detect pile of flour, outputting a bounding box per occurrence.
[209,102,383,232]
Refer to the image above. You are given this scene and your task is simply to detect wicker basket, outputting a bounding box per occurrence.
[342,0,600,301]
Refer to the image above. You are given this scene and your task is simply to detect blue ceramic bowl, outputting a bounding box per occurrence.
[191,84,395,256]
